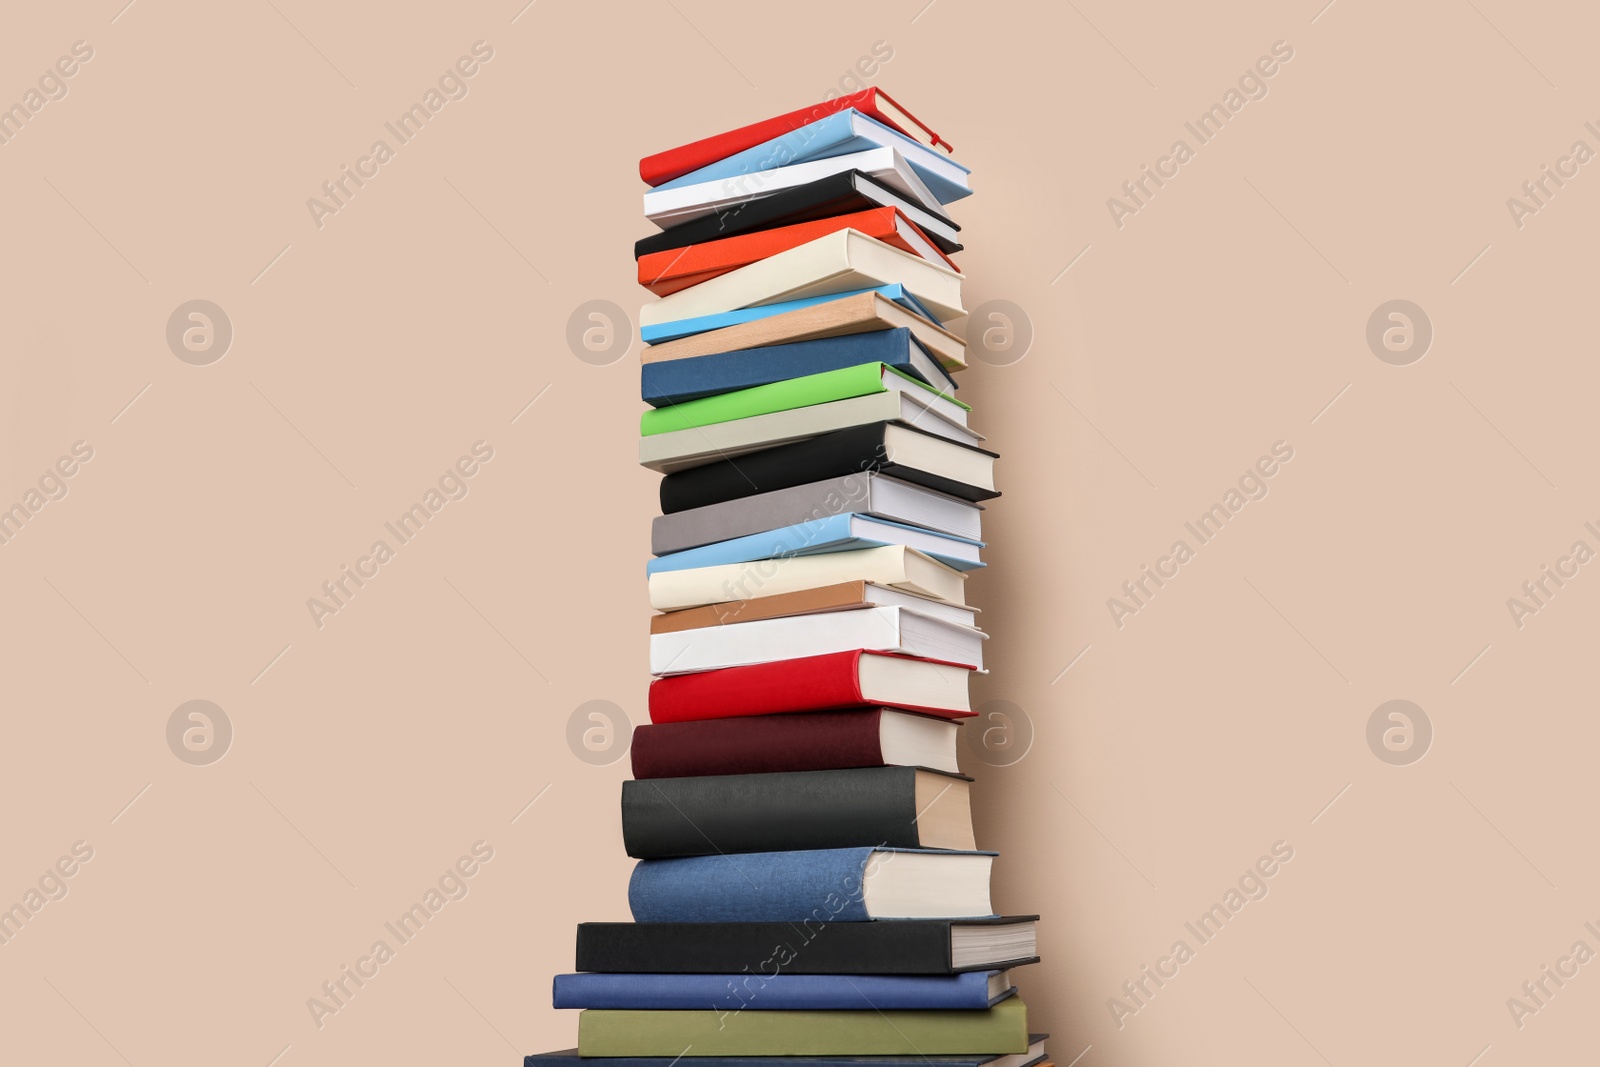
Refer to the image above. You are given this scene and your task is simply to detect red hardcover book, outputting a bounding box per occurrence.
[647,650,975,724]
[630,708,961,779]
[639,88,954,187]
[637,208,959,296]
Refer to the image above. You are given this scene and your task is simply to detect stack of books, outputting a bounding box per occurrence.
[529,89,1045,1067]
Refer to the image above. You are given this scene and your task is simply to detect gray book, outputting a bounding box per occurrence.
[652,473,982,557]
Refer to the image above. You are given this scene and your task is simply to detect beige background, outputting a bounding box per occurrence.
[2,1,1597,1064]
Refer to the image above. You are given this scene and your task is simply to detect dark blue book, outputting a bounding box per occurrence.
[551,970,1014,1010]
[641,329,956,408]
[526,1036,1049,1067]
[628,847,997,923]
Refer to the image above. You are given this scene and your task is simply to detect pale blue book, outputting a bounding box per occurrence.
[644,513,985,575]
[655,109,972,205]
[641,283,942,345]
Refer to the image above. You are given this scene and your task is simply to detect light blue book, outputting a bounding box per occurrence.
[645,512,985,575]
[641,283,942,345]
[656,109,973,205]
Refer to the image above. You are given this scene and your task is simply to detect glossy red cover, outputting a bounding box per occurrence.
[646,650,974,724]
[639,88,952,186]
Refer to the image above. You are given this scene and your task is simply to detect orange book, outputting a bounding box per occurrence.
[637,208,959,296]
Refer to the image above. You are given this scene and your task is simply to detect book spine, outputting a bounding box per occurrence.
[628,848,875,922]
[647,651,866,723]
[621,767,920,858]
[629,711,888,778]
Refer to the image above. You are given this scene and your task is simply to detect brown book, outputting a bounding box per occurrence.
[650,580,977,634]
[641,291,967,370]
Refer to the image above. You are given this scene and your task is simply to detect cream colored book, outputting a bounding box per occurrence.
[639,391,982,475]
[642,291,967,371]
[647,545,967,611]
[639,229,966,326]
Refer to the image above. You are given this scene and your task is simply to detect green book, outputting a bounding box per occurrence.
[639,362,968,437]
[577,997,1028,1056]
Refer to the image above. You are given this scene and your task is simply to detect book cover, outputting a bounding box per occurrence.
[660,421,999,513]
[642,329,956,408]
[639,363,964,438]
[641,283,941,345]
[638,207,957,295]
[621,766,971,857]
[639,88,953,186]
[633,169,961,259]
[647,650,975,723]
[654,109,972,204]
[575,917,1041,975]
[630,708,955,778]
[551,970,1009,1010]
[577,998,1028,1057]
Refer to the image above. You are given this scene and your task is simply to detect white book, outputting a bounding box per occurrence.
[640,392,982,474]
[647,545,967,611]
[643,146,941,229]
[650,605,986,676]
[639,229,966,326]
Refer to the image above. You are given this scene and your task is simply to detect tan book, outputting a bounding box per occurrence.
[651,580,976,634]
[641,291,967,371]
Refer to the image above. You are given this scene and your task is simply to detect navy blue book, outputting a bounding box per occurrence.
[525,1037,1049,1067]
[628,847,997,923]
[642,329,956,408]
[551,970,1015,1010]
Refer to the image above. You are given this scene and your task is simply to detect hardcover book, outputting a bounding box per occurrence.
[633,169,961,259]
[648,604,986,675]
[644,147,941,229]
[629,707,962,779]
[639,88,954,186]
[655,109,972,205]
[575,916,1041,975]
[641,328,956,408]
[622,766,974,857]
[648,651,975,723]
[639,363,967,439]
[647,545,967,611]
[576,998,1028,1057]
[643,513,984,574]
[638,229,966,327]
[649,581,975,634]
[660,421,999,513]
[551,969,1013,1010]
[638,207,957,296]
[642,289,967,370]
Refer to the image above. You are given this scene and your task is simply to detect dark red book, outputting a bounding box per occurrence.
[639,88,954,186]
[630,708,961,779]
[647,651,974,724]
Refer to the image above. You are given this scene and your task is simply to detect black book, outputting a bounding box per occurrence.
[660,421,1000,514]
[622,767,974,859]
[634,170,963,259]
[575,917,1040,975]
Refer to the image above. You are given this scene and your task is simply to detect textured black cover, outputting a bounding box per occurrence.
[635,170,963,259]
[575,917,1041,975]
[622,767,970,858]
[659,422,1000,514]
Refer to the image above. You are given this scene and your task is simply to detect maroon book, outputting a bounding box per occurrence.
[630,708,960,779]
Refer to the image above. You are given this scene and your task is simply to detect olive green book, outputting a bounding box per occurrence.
[577,996,1028,1056]
[639,361,968,437]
